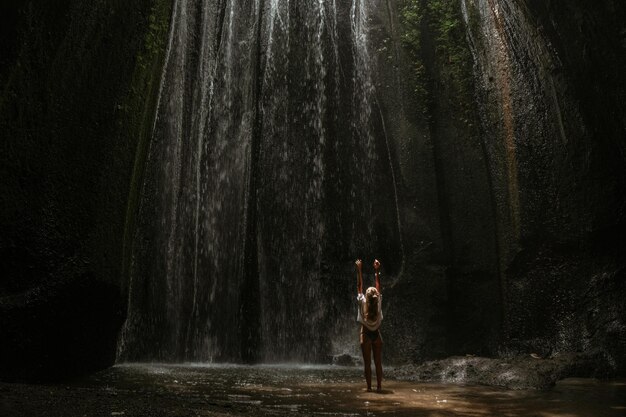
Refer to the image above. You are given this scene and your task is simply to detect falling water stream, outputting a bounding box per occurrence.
[118,0,401,363]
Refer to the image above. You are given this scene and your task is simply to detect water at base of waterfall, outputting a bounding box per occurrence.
[2,364,625,416]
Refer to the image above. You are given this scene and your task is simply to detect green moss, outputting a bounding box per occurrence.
[398,0,428,112]
[120,0,172,294]
[426,0,476,123]
[399,0,477,126]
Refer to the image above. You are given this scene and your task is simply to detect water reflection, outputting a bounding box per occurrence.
[3,364,624,416]
[96,364,626,416]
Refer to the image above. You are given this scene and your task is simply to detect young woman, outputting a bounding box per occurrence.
[355,258,383,392]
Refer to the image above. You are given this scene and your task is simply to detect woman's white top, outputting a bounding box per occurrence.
[356,293,383,331]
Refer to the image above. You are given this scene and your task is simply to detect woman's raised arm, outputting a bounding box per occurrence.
[373,259,381,293]
[355,259,363,294]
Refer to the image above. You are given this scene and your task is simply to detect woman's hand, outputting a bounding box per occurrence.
[355,259,362,271]
[373,259,381,293]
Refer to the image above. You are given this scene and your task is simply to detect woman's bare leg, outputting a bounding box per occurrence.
[360,335,372,391]
[373,338,383,391]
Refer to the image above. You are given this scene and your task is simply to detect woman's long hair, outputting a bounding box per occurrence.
[365,287,379,321]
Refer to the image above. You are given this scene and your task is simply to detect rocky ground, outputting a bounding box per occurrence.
[386,352,611,390]
[333,351,611,390]
[1,364,624,417]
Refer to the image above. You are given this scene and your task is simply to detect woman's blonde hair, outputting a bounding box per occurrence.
[365,287,379,321]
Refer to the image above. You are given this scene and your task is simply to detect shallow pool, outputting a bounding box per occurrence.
[2,364,624,416]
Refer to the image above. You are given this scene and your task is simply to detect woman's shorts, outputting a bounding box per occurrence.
[360,327,382,344]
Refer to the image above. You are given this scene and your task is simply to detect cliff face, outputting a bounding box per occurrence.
[462,0,625,372]
[0,0,172,380]
[372,0,625,369]
[1,0,624,381]
[488,0,626,371]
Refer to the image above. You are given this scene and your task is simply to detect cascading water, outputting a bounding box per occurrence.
[118,0,402,363]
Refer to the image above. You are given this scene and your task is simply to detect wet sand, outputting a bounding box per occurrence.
[1,364,624,416]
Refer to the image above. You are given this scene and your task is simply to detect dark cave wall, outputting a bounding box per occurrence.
[0,0,172,380]
[470,0,625,371]
[367,0,625,370]
[487,0,626,371]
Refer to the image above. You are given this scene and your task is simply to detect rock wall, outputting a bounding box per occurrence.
[485,0,626,371]
[372,0,625,372]
[0,0,172,380]
[371,0,625,370]
[464,0,625,373]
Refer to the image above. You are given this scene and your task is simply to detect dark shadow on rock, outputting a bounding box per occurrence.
[0,274,125,382]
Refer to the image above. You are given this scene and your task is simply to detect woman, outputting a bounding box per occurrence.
[355,258,383,392]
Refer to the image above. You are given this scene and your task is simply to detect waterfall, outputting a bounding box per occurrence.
[118,0,394,363]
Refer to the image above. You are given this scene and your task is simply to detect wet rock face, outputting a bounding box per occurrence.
[0,0,170,380]
[474,0,626,370]
[368,0,625,370]
[458,0,626,372]
[504,241,626,373]
[0,275,124,382]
